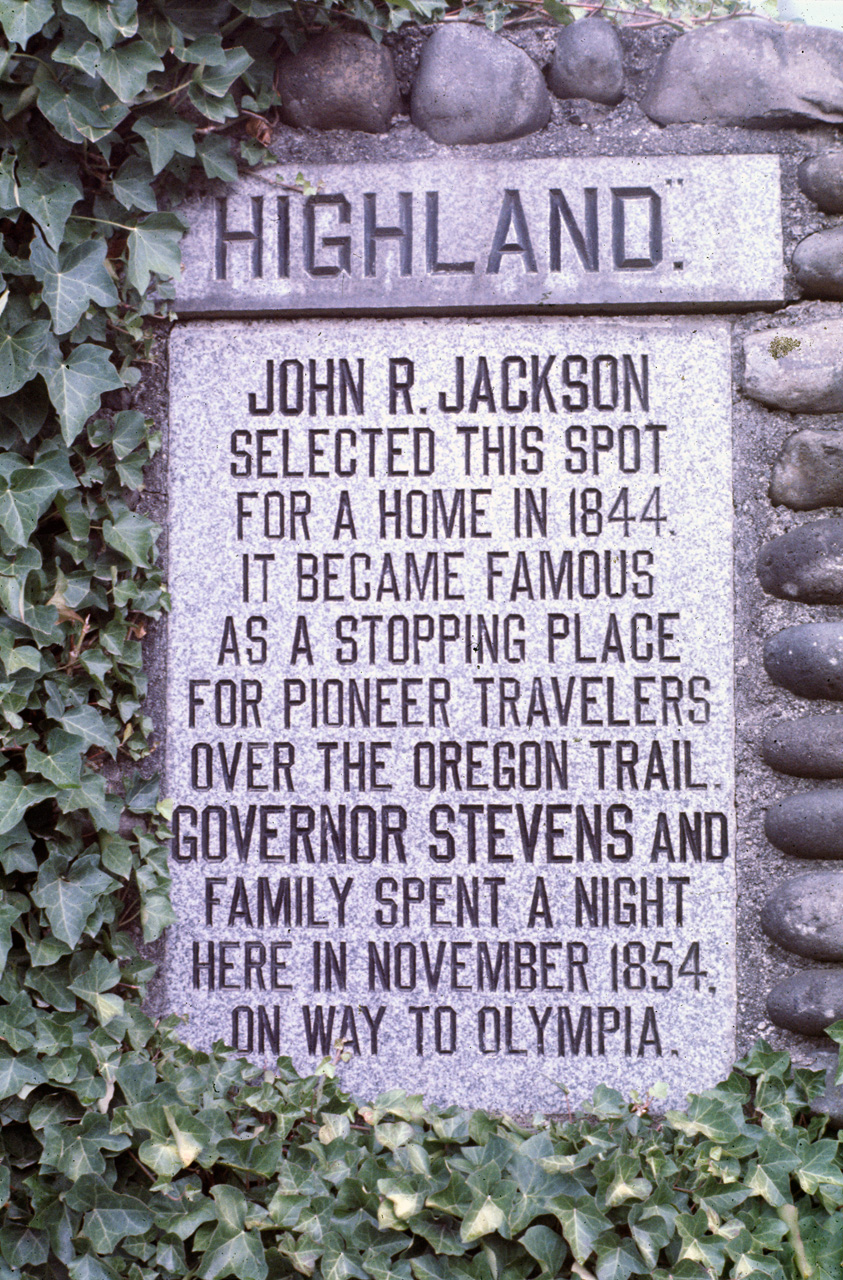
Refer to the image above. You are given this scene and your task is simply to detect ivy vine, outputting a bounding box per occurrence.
[0,3,840,1280]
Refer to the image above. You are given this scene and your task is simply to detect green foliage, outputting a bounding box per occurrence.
[0,3,834,1280]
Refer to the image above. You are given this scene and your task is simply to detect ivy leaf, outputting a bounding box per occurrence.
[159,0,231,37]
[0,1046,48,1100]
[39,1113,131,1179]
[133,112,196,175]
[111,156,158,213]
[25,729,83,787]
[181,34,230,65]
[595,1242,643,1280]
[0,318,50,398]
[53,37,103,78]
[520,1225,567,1275]
[45,344,124,445]
[230,0,290,13]
[109,409,148,458]
[198,135,239,183]
[32,852,114,948]
[80,1189,153,1255]
[746,1135,800,1208]
[125,212,184,293]
[55,772,123,831]
[63,0,139,47]
[0,462,60,548]
[199,1231,268,1280]
[0,774,51,836]
[796,1140,843,1194]
[103,508,159,567]
[543,0,574,22]
[666,1092,748,1142]
[68,1255,122,1280]
[98,40,164,100]
[17,163,83,252]
[0,820,35,874]
[552,1201,611,1266]
[0,0,53,46]
[460,1197,504,1243]
[37,80,130,145]
[69,952,124,1024]
[0,899,25,972]
[30,237,119,336]
[60,703,119,753]
[191,45,253,98]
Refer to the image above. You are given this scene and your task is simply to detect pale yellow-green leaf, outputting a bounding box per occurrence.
[460,1197,504,1243]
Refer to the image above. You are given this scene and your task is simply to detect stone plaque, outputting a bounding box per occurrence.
[174,157,783,315]
[166,317,736,1111]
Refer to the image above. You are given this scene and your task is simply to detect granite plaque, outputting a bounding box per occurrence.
[174,157,783,315]
[166,317,736,1111]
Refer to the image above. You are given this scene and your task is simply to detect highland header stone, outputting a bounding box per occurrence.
[175,156,783,314]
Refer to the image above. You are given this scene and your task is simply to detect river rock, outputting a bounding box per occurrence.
[764,622,843,700]
[757,519,843,604]
[793,227,843,300]
[741,320,843,413]
[771,430,843,510]
[277,33,400,134]
[762,872,843,958]
[810,1053,843,1125]
[762,714,843,777]
[767,970,843,1037]
[765,790,843,858]
[547,17,624,105]
[411,25,551,144]
[799,152,843,213]
[641,20,843,127]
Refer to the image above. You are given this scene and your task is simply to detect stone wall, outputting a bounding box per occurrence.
[157,12,843,1111]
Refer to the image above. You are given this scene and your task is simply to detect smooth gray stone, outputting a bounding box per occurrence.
[793,227,843,300]
[548,17,624,105]
[641,20,843,126]
[767,970,843,1037]
[762,714,843,778]
[411,25,550,144]
[799,152,843,214]
[810,1053,843,1125]
[757,519,843,604]
[762,872,843,958]
[277,34,399,134]
[765,790,843,858]
[764,622,843,700]
[742,320,843,413]
[771,430,843,510]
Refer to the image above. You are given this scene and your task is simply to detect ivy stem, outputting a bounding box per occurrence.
[135,78,193,107]
[71,215,136,232]
[778,1205,814,1279]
